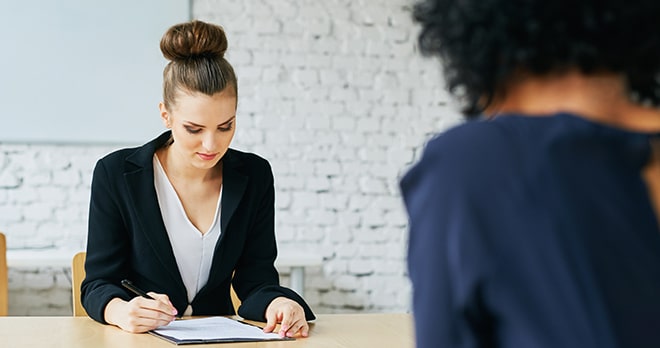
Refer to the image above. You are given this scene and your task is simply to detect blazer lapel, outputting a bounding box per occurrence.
[123,132,186,292]
[202,150,248,290]
[220,150,248,234]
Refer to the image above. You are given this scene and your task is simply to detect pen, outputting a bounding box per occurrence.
[121,279,156,300]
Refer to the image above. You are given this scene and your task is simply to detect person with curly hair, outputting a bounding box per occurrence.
[401,0,660,347]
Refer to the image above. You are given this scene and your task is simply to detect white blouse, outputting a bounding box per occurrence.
[153,155,222,316]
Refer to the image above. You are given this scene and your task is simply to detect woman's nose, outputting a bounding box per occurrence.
[202,133,217,152]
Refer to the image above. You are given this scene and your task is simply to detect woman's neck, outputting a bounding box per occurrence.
[487,71,660,133]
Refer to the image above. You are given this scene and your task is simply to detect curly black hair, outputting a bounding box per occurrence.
[414,0,660,117]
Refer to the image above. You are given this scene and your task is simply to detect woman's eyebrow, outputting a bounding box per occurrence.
[218,116,236,126]
[183,116,236,128]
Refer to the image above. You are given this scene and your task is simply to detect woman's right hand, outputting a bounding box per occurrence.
[104,293,178,333]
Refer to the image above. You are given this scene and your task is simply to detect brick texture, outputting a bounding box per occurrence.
[0,0,460,315]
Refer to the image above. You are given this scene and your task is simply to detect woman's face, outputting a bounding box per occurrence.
[159,88,237,171]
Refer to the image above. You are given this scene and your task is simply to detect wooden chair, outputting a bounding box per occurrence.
[71,251,241,316]
[230,274,241,314]
[0,232,7,316]
[71,251,88,316]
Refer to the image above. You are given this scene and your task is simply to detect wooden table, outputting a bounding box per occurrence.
[0,313,413,347]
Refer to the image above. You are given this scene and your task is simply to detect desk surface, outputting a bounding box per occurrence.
[0,313,413,347]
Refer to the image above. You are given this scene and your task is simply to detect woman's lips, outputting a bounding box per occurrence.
[197,153,217,161]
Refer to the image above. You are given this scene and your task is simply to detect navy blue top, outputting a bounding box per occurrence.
[401,113,660,348]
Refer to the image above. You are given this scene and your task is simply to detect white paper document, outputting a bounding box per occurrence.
[151,316,290,345]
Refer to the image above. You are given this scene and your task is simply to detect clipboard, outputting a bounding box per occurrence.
[149,317,294,345]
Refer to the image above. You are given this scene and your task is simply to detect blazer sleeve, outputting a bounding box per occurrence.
[81,159,132,323]
[233,159,316,321]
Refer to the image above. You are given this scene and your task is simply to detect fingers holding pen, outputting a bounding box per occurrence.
[105,296,174,333]
[127,295,176,325]
[147,292,178,316]
[107,280,178,333]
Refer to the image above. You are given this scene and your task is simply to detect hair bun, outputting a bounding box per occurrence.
[160,20,228,61]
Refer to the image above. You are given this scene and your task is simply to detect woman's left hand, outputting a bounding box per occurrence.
[263,297,309,338]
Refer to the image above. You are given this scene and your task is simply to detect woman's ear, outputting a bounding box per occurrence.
[159,102,171,128]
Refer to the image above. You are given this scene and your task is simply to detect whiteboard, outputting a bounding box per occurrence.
[0,0,190,145]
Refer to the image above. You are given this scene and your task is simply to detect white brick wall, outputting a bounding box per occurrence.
[0,0,461,315]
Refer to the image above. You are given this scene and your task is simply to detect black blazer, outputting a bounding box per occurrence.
[81,131,315,323]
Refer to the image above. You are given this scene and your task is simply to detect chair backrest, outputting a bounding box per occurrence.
[230,274,240,314]
[71,250,241,316]
[71,251,88,317]
[0,232,7,316]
